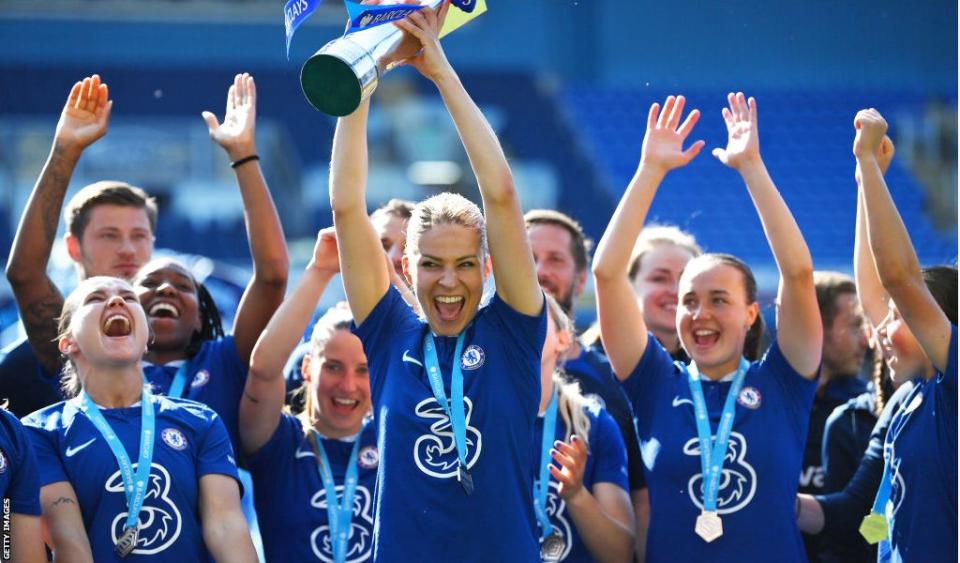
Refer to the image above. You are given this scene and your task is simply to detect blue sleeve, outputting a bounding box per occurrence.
[816,382,915,537]
[352,287,422,396]
[196,413,241,485]
[619,334,675,426]
[20,415,69,488]
[247,414,300,469]
[939,325,957,396]
[485,292,547,367]
[214,336,248,385]
[759,341,818,443]
[588,409,629,491]
[5,413,41,515]
[821,405,860,493]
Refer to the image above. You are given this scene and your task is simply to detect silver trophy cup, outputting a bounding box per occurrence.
[301,0,443,116]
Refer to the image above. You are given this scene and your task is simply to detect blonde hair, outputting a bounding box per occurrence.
[544,294,594,446]
[628,224,702,281]
[405,192,488,263]
[294,303,355,432]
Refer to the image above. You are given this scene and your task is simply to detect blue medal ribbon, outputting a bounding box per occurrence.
[309,428,363,563]
[860,394,914,543]
[284,0,322,58]
[686,358,749,512]
[533,390,559,541]
[422,332,472,493]
[166,361,192,399]
[79,387,156,537]
[344,0,424,34]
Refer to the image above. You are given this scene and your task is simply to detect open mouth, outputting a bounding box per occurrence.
[329,397,361,416]
[148,302,180,319]
[434,295,465,322]
[102,314,132,337]
[692,329,720,348]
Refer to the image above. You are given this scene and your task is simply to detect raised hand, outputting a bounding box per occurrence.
[877,135,895,174]
[712,92,761,170]
[853,108,888,160]
[202,73,257,160]
[549,435,588,501]
[393,1,453,83]
[55,74,112,153]
[639,95,705,174]
[308,227,340,275]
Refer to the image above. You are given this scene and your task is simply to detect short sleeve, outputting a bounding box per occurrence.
[588,409,629,491]
[758,341,818,442]
[20,417,69,488]
[196,413,241,486]
[5,415,41,515]
[619,334,675,426]
[484,293,547,365]
[247,414,300,469]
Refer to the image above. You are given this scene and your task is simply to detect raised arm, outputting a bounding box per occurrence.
[198,474,258,563]
[854,109,953,373]
[5,75,112,375]
[395,5,541,315]
[202,73,289,364]
[712,93,821,378]
[39,482,93,563]
[854,136,896,327]
[592,96,704,379]
[240,228,339,455]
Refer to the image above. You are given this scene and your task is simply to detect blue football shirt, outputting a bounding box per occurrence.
[882,325,957,563]
[622,335,817,562]
[248,413,379,562]
[353,287,546,563]
[23,394,240,562]
[0,408,41,516]
[143,336,247,454]
[533,404,629,562]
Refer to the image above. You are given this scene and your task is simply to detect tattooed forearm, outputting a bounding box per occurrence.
[243,391,261,404]
[18,278,66,374]
[49,496,76,508]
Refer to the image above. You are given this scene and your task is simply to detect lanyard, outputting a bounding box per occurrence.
[309,429,362,563]
[686,358,749,512]
[533,390,559,541]
[422,332,473,494]
[79,388,155,534]
[166,360,192,398]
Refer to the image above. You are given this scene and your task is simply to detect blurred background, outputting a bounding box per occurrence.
[0,0,956,343]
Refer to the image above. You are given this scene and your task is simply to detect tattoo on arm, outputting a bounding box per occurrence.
[243,391,260,404]
[20,279,66,375]
[49,496,76,508]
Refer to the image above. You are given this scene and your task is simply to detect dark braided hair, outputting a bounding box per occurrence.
[185,281,225,358]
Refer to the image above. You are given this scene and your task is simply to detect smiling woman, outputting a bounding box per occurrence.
[21,276,256,562]
[328,4,546,562]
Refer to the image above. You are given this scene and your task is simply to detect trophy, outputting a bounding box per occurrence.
[300,0,445,116]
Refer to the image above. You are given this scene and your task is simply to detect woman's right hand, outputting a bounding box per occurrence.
[638,95,705,175]
[308,227,341,276]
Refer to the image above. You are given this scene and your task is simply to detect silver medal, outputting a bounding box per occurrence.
[541,533,565,561]
[115,525,139,558]
[695,510,723,542]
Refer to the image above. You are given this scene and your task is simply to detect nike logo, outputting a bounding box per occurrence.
[65,438,96,457]
[295,447,316,459]
[402,350,423,368]
[672,396,694,408]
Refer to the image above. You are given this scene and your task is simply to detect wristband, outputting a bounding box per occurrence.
[230,154,260,169]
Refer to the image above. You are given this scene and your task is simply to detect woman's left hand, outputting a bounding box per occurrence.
[202,73,257,161]
[712,91,761,171]
[549,435,588,501]
[394,1,453,83]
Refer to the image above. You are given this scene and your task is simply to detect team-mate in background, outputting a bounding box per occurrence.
[23,277,256,562]
[524,209,647,560]
[798,271,871,561]
[2,75,158,417]
[330,3,546,561]
[848,108,957,563]
[593,93,822,562]
[533,295,634,562]
[132,72,288,454]
[240,227,379,563]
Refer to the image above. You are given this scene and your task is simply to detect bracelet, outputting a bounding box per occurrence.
[230,154,260,169]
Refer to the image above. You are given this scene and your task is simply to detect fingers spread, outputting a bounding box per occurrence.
[657,96,676,129]
[667,95,685,130]
[201,111,220,133]
[677,108,700,139]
